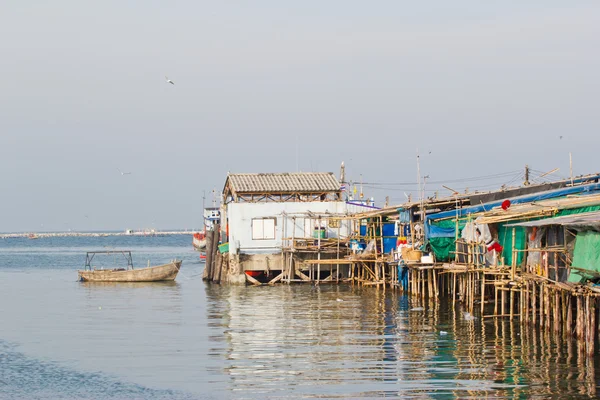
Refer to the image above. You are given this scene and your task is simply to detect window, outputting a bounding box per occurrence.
[252,218,276,240]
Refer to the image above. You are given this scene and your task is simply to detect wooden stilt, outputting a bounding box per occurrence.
[510,286,514,320]
[566,294,573,337]
[481,272,486,315]
[494,285,499,316]
[554,290,561,333]
[577,296,583,340]
[501,286,506,317]
[532,282,537,325]
[453,272,457,303]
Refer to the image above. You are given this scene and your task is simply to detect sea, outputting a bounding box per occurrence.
[0,234,598,399]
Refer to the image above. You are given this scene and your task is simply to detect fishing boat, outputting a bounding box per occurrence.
[78,250,182,282]
[192,231,206,250]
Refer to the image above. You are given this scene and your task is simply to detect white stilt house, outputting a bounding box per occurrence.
[219,172,375,278]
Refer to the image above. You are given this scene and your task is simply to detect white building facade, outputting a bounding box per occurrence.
[221,172,376,255]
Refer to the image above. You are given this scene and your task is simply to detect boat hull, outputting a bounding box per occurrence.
[192,233,206,250]
[78,261,182,282]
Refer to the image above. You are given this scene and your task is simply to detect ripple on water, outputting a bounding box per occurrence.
[1,236,599,399]
[0,341,203,400]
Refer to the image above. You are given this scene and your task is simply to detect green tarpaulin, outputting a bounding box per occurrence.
[429,237,455,261]
[556,205,600,217]
[428,219,467,261]
[428,203,600,266]
[569,231,600,283]
[497,224,527,267]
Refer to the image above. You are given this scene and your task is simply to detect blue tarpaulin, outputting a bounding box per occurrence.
[398,209,411,224]
[426,224,456,238]
[426,183,600,223]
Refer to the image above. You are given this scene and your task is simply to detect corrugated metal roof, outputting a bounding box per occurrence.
[476,193,600,224]
[505,211,600,228]
[225,172,341,194]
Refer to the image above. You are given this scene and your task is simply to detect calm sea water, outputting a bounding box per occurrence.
[0,235,598,399]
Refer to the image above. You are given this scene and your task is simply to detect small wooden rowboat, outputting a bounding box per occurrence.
[78,251,182,282]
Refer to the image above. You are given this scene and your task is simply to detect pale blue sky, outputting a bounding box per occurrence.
[1,1,599,231]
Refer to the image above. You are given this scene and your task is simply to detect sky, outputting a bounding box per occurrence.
[1,1,599,232]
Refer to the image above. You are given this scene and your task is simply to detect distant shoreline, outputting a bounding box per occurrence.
[0,230,197,239]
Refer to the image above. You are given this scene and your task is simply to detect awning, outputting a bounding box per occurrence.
[505,211,600,228]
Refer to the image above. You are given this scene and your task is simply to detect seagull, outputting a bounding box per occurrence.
[165,76,175,85]
[117,168,131,176]
[559,135,563,140]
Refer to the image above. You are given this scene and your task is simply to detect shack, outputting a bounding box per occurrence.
[209,171,376,284]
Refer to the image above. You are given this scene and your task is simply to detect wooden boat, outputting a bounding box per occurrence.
[78,251,182,282]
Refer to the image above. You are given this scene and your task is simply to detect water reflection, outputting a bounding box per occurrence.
[79,280,180,289]
[204,284,599,399]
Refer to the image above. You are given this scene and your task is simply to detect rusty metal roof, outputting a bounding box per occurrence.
[225,172,341,194]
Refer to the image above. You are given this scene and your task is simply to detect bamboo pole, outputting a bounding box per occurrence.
[545,285,551,329]
[481,271,486,315]
[531,281,537,325]
[539,283,544,327]
[316,217,321,284]
[592,298,597,356]
[554,290,561,333]
[336,223,340,283]
[566,294,573,337]
[494,285,499,316]
[453,272,457,304]
[510,283,514,320]
[519,282,524,323]
[501,285,506,317]
[511,228,517,281]
[577,296,583,340]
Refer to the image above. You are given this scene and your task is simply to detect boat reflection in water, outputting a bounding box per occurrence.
[79,280,179,289]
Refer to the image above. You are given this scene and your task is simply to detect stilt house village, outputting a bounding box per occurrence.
[201,166,600,354]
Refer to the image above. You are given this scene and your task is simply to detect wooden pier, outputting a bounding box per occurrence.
[203,174,600,357]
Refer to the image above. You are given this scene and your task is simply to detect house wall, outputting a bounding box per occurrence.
[225,201,374,254]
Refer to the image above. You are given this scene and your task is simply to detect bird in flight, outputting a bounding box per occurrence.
[165,76,175,85]
[559,135,563,140]
[117,168,131,176]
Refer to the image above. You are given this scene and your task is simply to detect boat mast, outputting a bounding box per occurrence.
[202,190,206,232]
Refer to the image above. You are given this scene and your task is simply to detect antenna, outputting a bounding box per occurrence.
[421,175,429,220]
[359,174,363,199]
[569,153,574,186]
[417,149,423,220]
[296,135,299,172]
[416,149,422,204]
[202,190,206,231]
